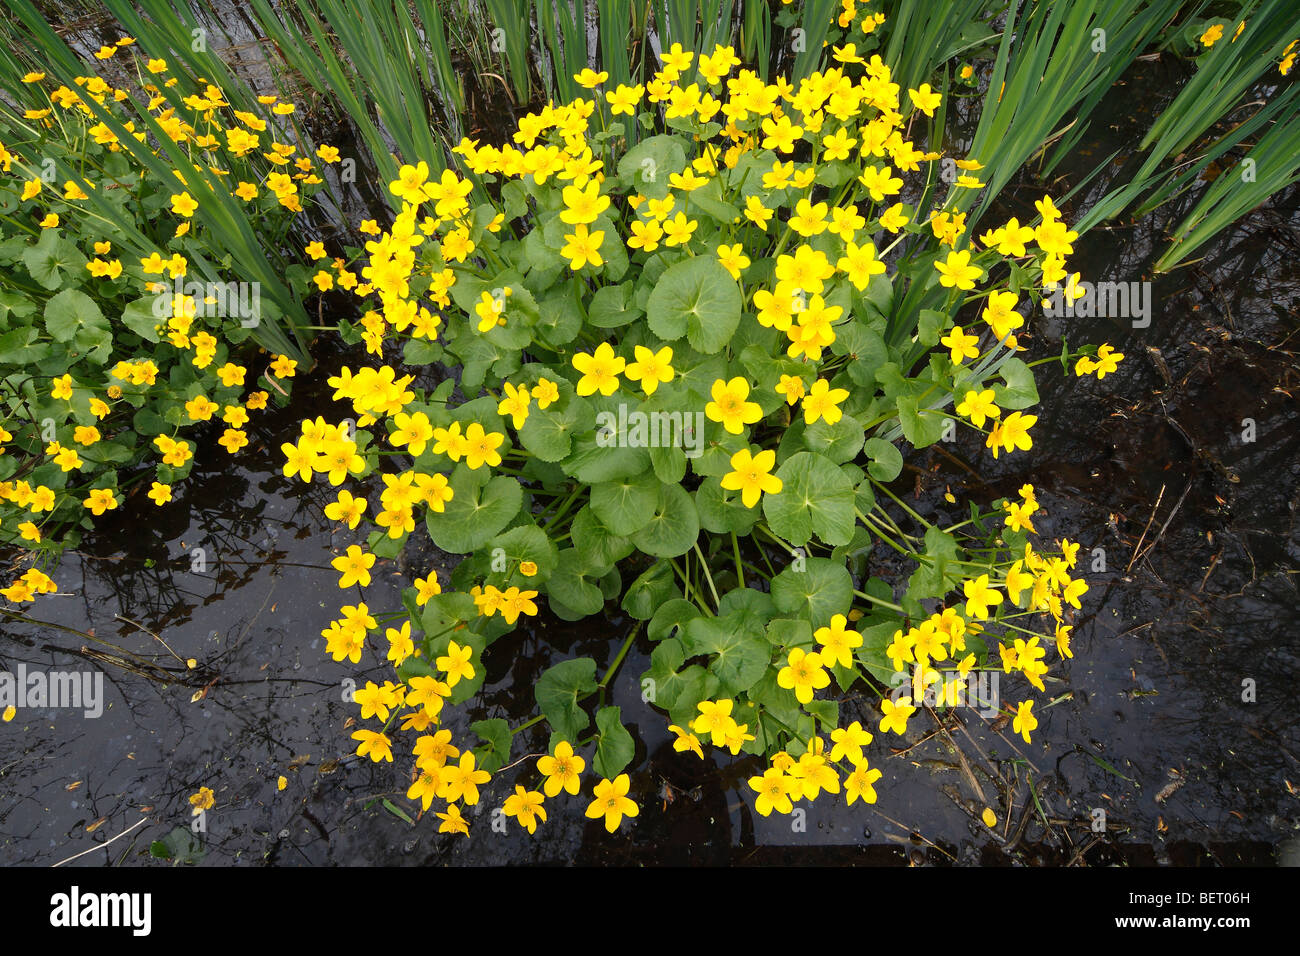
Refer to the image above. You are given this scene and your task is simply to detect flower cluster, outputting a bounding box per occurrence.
[0,42,329,565]
[282,4,1119,836]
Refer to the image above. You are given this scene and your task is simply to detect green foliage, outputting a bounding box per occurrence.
[0,36,332,554]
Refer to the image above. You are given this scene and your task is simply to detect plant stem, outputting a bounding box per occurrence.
[852,589,906,614]
[693,541,721,610]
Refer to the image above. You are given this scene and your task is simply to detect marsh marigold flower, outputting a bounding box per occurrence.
[585,774,638,832]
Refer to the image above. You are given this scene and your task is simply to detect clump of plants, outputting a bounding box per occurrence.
[0,40,335,583]
[290,29,1121,834]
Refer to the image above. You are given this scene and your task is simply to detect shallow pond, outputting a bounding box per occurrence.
[2,21,1298,866]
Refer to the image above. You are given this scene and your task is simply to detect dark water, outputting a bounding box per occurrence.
[2,24,1298,866]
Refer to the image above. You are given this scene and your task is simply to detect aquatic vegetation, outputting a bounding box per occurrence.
[3,0,1295,847]
[286,19,1123,835]
[0,43,331,562]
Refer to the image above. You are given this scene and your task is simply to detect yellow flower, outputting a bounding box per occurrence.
[879,202,910,232]
[908,83,942,116]
[437,752,491,804]
[789,198,828,237]
[572,342,625,397]
[963,574,1003,619]
[661,212,697,247]
[436,803,469,836]
[352,729,394,763]
[503,785,548,833]
[436,640,475,687]
[986,410,1036,459]
[1012,699,1038,743]
[497,382,530,429]
[744,195,773,230]
[705,377,762,434]
[147,482,172,506]
[606,83,644,115]
[1091,343,1124,378]
[170,192,199,217]
[222,405,249,428]
[775,374,806,406]
[668,724,704,759]
[777,647,829,704]
[720,446,782,508]
[749,768,794,816]
[801,378,849,425]
[879,695,916,735]
[627,218,663,252]
[532,377,560,409]
[390,410,435,454]
[82,488,117,515]
[385,621,414,665]
[331,544,375,588]
[1004,500,1037,534]
[1199,22,1224,47]
[218,428,248,453]
[189,787,215,812]
[585,774,638,832]
[537,740,586,797]
[462,422,504,470]
[560,179,610,225]
[185,395,218,421]
[940,325,981,364]
[844,759,883,805]
[815,615,863,669]
[561,223,604,270]
[837,240,886,290]
[857,164,903,202]
[623,345,674,396]
[956,389,1000,428]
[324,489,367,529]
[716,242,751,279]
[935,250,984,290]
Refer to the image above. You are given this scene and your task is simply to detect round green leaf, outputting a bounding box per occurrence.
[646,255,742,354]
[545,550,606,617]
[648,598,702,641]
[629,482,699,557]
[536,657,597,744]
[489,523,559,584]
[770,557,854,626]
[519,392,593,462]
[762,451,856,547]
[864,437,904,481]
[695,477,760,534]
[571,506,634,576]
[684,610,770,696]
[45,289,104,344]
[621,560,680,619]
[591,472,660,535]
[427,472,523,553]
